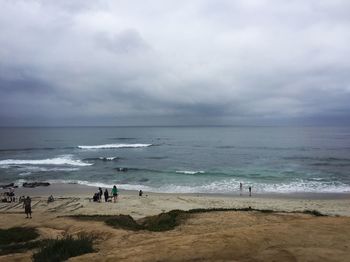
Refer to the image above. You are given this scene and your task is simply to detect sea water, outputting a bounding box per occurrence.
[0,126,350,194]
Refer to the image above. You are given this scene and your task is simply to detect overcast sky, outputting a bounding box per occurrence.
[1,0,350,126]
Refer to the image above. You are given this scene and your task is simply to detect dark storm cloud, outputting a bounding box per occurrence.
[1,0,350,126]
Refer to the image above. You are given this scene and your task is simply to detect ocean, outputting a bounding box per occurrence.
[0,126,350,194]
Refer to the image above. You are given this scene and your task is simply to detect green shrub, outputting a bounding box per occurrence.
[105,215,144,231]
[140,210,188,232]
[103,210,188,232]
[0,227,39,245]
[0,240,44,256]
[32,234,95,262]
[71,207,326,233]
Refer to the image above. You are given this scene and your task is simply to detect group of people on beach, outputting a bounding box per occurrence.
[10,182,250,220]
[92,186,145,202]
[0,187,16,202]
[93,185,118,203]
[0,187,33,218]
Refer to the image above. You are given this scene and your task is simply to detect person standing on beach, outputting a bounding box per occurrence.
[104,188,109,202]
[23,196,32,218]
[249,186,252,197]
[239,183,243,196]
[98,187,103,202]
[112,185,118,203]
[8,187,15,202]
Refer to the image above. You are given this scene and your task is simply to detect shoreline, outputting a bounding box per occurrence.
[1,182,349,218]
[10,182,350,200]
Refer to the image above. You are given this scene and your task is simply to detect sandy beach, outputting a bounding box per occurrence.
[1,183,350,261]
[3,183,350,218]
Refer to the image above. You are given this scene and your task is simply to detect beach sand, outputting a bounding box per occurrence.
[1,183,350,261]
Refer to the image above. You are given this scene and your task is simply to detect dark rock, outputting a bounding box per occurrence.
[22,182,50,188]
[0,183,14,189]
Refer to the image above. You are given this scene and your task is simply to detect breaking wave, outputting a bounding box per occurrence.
[0,147,74,152]
[176,170,205,175]
[83,157,119,161]
[16,166,80,172]
[39,178,350,194]
[78,143,152,149]
[0,155,92,167]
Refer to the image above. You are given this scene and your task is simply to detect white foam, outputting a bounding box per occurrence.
[19,172,32,177]
[176,170,205,175]
[76,180,154,191]
[46,179,155,191]
[258,180,350,193]
[32,178,350,194]
[15,166,80,172]
[49,179,111,188]
[20,166,79,172]
[99,157,117,161]
[0,155,92,167]
[78,144,152,149]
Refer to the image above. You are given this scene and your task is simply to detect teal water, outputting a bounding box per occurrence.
[0,126,350,194]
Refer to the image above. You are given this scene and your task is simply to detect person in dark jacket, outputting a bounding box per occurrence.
[104,188,109,202]
[98,187,103,202]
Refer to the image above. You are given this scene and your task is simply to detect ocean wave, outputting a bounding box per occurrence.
[16,166,80,172]
[78,143,152,149]
[83,157,119,161]
[99,157,118,161]
[0,147,74,152]
[110,167,208,175]
[113,167,159,173]
[176,170,205,175]
[146,156,168,160]
[0,155,92,167]
[43,179,153,191]
[63,180,154,191]
[150,180,350,194]
[256,181,350,193]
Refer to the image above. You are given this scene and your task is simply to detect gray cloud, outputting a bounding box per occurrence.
[1,0,350,126]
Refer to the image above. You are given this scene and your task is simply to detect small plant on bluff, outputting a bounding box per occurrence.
[32,233,95,262]
[0,227,39,245]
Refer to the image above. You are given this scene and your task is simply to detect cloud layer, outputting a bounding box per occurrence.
[1,0,350,126]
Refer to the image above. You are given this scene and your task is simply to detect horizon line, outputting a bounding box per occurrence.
[0,124,349,128]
